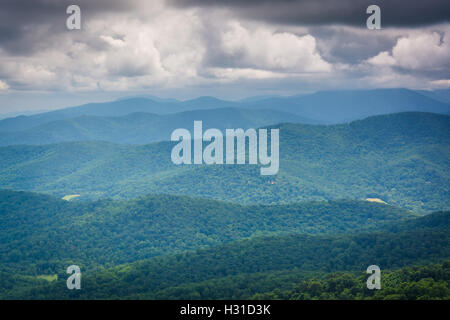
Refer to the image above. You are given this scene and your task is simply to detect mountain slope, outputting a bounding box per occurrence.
[0,97,240,133]
[416,89,450,103]
[0,189,415,274]
[1,88,449,132]
[0,98,184,132]
[0,108,317,146]
[0,112,448,212]
[247,89,450,123]
[5,211,448,299]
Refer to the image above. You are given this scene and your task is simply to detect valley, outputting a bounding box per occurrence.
[0,89,449,300]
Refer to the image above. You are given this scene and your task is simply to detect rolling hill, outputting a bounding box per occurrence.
[0,112,447,212]
[0,98,184,132]
[1,88,449,133]
[2,210,447,299]
[0,189,415,275]
[0,108,316,146]
[0,89,449,301]
[0,96,238,133]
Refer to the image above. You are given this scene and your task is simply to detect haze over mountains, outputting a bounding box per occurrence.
[0,108,316,146]
[416,89,450,104]
[0,89,449,140]
[246,89,450,123]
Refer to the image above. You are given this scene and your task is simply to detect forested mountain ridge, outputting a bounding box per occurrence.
[0,98,184,132]
[0,108,316,146]
[0,112,447,212]
[253,262,450,300]
[0,189,415,275]
[2,210,447,299]
[0,90,448,300]
[0,88,448,132]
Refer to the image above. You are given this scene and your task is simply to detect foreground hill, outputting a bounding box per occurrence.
[0,189,414,275]
[253,262,450,300]
[0,112,447,212]
[0,108,316,146]
[2,211,447,299]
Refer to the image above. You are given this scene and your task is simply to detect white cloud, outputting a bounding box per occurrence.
[100,35,126,48]
[368,31,450,71]
[0,80,9,91]
[431,79,450,88]
[0,5,334,93]
[207,67,285,80]
[0,0,449,98]
[367,51,396,66]
[0,57,57,89]
[220,22,332,73]
[392,32,450,70]
[0,4,206,91]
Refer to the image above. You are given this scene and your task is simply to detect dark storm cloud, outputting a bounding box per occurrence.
[0,0,449,99]
[309,27,399,64]
[170,0,450,27]
[0,0,132,54]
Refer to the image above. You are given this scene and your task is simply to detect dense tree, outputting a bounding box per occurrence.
[0,112,448,213]
[0,190,415,275]
[2,210,447,299]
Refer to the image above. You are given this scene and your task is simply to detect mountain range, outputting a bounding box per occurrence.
[0,88,449,300]
[0,112,448,213]
[0,88,448,135]
[245,88,450,123]
[0,108,316,146]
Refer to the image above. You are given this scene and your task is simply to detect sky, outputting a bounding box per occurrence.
[0,0,449,113]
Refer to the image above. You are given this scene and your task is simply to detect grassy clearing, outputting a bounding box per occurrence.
[366,198,387,204]
[62,194,80,201]
[36,274,58,282]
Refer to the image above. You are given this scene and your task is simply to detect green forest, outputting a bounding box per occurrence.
[0,189,448,299]
[0,189,416,274]
[0,111,448,300]
[0,0,449,301]
[0,209,448,299]
[0,112,448,213]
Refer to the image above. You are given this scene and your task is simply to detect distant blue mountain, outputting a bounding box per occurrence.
[181,96,237,110]
[1,88,449,132]
[115,95,180,103]
[0,98,185,132]
[246,88,450,123]
[415,89,450,103]
[0,107,316,146]
[238,95,283,103]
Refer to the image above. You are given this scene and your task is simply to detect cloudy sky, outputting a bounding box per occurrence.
[0,0,449,113]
